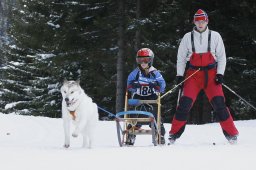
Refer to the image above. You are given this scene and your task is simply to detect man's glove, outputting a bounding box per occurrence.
[149,81,160,91]
[131,81,141,88]
[176,76,184,88]
[215,74,224,84]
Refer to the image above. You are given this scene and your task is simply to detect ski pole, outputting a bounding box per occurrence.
[222,83,256,111]
[161,69,200,99]
[177,88,182,106]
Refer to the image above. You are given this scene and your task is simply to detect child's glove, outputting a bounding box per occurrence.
[131,81,141,88]
[149,81,160,91]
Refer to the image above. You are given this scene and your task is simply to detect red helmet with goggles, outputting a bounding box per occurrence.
[136,48,154,66]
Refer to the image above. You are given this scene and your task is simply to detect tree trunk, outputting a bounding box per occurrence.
[0,0,6,48]
[134,0,141,52]
[0,0,11,67]
[116,0,126,113]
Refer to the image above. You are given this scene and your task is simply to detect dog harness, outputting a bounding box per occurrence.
[69,111,76,120]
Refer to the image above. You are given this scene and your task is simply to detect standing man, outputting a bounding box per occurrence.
[169,9,239,144]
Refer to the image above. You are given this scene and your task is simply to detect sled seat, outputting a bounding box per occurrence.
[123,129,153,135]
[116,111,157,128]
[115,110,158,146]
[115,91,162,147]
[127,99,158,106]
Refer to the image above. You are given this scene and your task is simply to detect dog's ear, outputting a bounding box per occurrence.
[75,79,80,85]
[63,78,68,84]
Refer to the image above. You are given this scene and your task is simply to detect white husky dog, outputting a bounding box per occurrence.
[61,79,98,148]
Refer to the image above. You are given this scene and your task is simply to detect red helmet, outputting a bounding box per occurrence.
[136,48,154,66]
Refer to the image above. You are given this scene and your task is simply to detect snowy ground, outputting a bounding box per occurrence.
[0,113,256,170]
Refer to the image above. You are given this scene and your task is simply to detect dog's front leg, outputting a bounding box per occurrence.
[63,118,70,148]
[72,120,82,138]
[82,134,89,148]
[72,118,86,138]
[72,123,84,138]
[72,126,79,138]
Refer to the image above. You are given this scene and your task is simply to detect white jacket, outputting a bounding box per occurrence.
[176,27,226,76]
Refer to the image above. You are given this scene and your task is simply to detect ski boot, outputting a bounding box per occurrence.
[168,134,178,145]
[160,135,165,145]
[225,134,238,144]
[126,134,136,146]
[223,131,238,144]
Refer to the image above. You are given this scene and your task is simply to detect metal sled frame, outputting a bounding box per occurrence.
[115,91,162,147]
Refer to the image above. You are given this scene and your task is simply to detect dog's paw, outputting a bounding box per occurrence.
[64,144,70,148]
[72,133,78,138]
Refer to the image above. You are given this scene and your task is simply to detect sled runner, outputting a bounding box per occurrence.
[115,91,162,147]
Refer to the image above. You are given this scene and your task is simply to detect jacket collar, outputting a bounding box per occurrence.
[137,66,156,72]
[148,66,156,72]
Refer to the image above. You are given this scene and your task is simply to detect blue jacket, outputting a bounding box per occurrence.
[127,66,166,96]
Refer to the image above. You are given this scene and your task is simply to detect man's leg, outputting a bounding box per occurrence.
[169,75,201,142]
[205,73,239,142]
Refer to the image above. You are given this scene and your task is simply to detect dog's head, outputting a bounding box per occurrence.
[61,79,82,107]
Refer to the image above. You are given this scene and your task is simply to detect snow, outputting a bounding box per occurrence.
[9,61,23,66]
[83,16,93,20]
[9,45,19,49]
[0,113,256,170]
[4,101,25,109]
[37,54,56,59]
[47,21,60,29]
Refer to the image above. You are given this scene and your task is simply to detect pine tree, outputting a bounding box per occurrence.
[0,0,61,116]
[1,0,120,118]
[1,0,255,121]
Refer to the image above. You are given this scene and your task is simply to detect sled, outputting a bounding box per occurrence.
[115,91,162,147]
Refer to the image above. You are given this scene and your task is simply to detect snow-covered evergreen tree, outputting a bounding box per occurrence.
[0,0,255,121]
[0,0,61,116]
[1,0,119,118]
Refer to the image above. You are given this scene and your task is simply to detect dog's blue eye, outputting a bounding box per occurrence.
[71,91,74,94]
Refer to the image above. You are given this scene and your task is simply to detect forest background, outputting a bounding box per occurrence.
[0,0,255,124]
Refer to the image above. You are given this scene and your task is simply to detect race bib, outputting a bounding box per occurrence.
[136,85,155,96]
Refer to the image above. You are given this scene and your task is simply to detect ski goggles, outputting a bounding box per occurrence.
[136,57,152,64]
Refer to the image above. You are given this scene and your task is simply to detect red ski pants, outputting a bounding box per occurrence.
[170,68,239,137]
